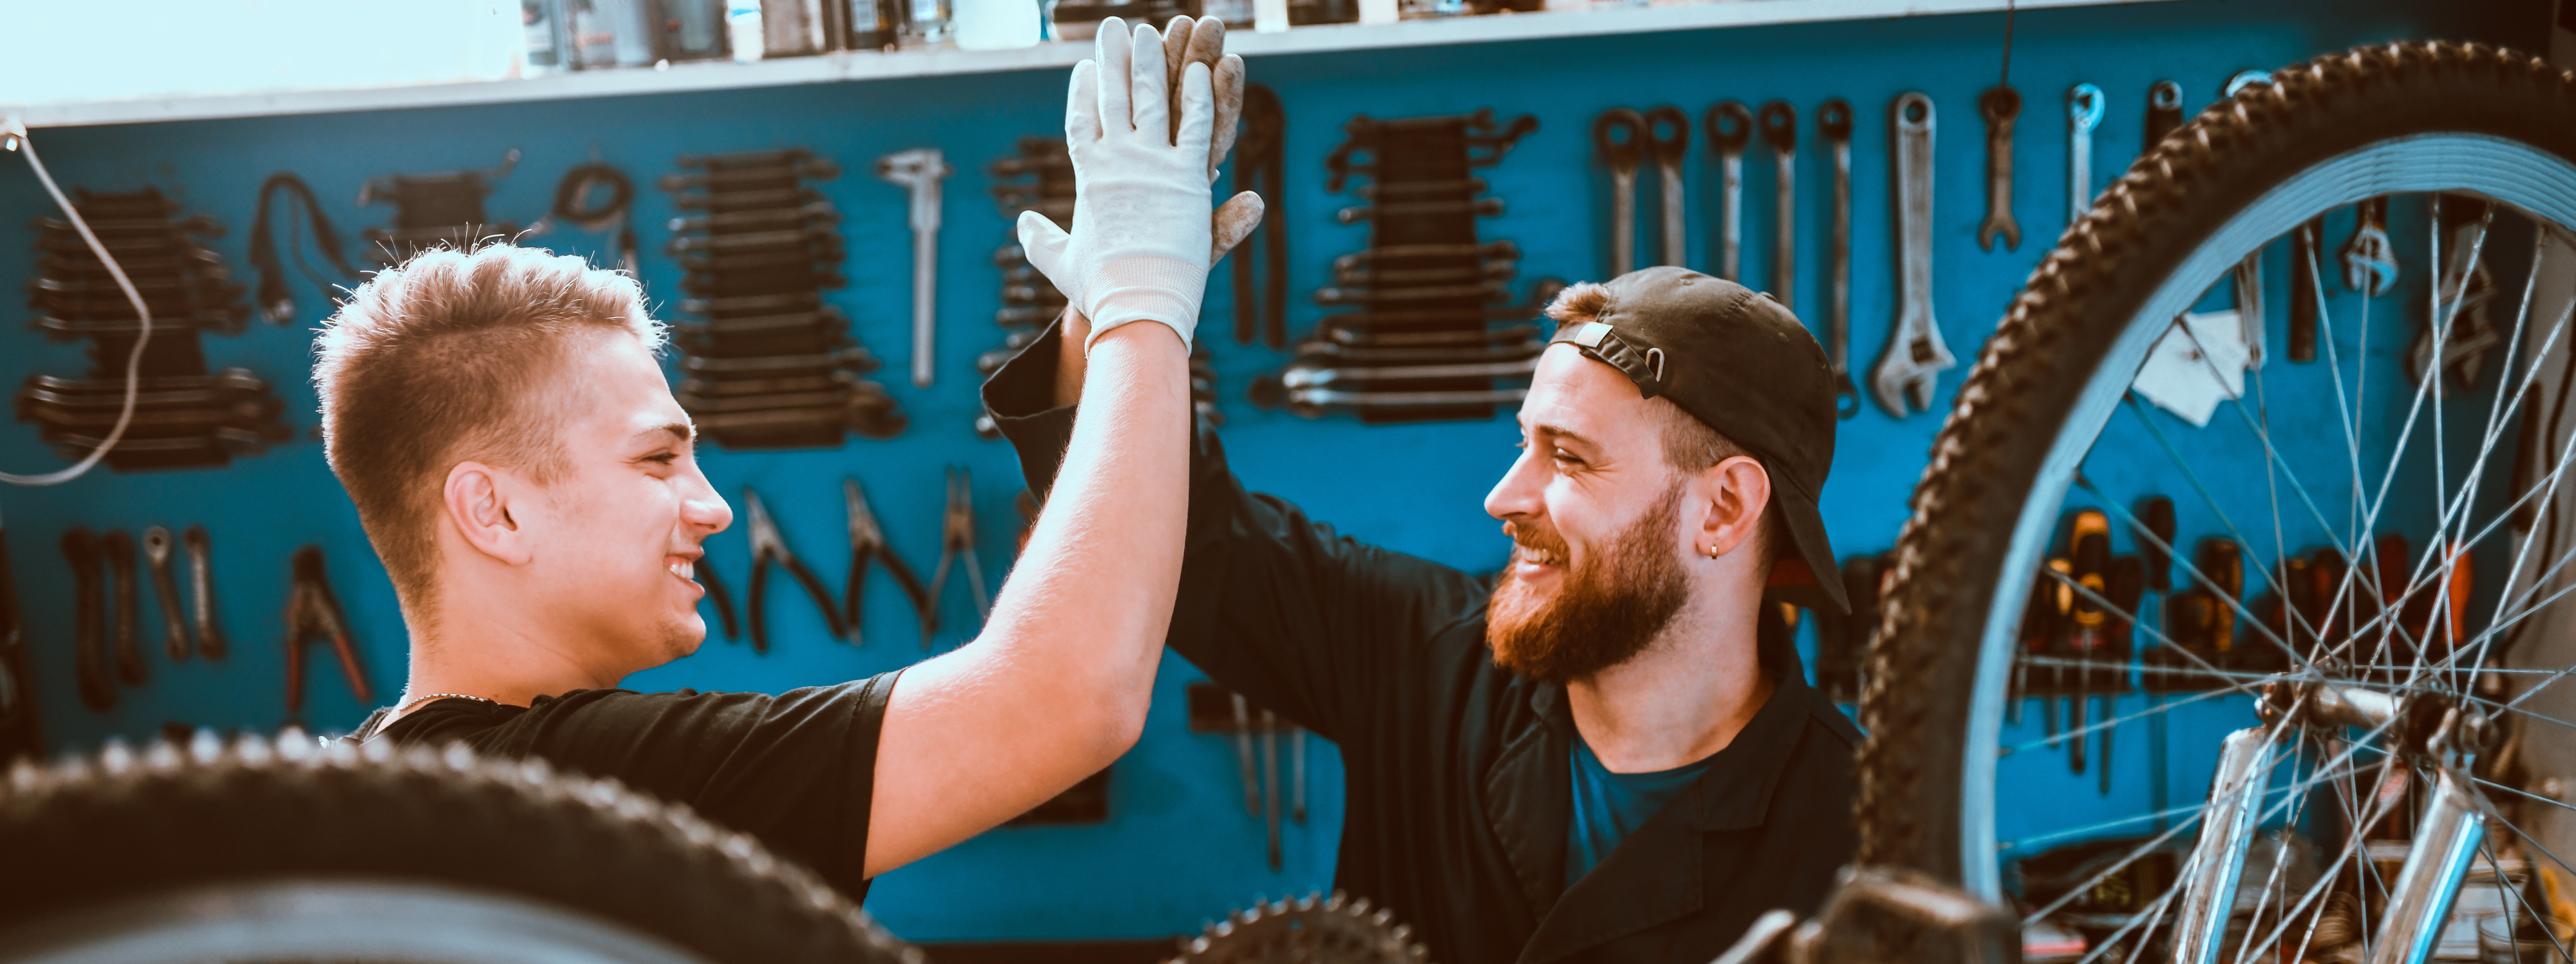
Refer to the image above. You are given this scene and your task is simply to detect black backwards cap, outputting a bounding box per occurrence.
[1546,266,1848,614]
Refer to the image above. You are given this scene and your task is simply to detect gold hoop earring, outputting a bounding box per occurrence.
[1705,544,1721,560]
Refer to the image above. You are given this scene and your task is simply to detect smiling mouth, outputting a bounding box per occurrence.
[668,558,697,581]
[1518,546,1565,567]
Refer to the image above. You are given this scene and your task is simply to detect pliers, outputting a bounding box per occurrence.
[926,466,990,647]
[745,488,846,654]
[844,477,931,648]
[286,545,371,715]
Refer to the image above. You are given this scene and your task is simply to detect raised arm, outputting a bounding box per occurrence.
[862,17,1258,876]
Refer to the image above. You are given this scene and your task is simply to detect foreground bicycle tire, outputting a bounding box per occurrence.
[0,731,920,963]
[1854,39,2576,958]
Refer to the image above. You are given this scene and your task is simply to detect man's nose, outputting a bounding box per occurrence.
[681,471,733,534]
[1484,448,1545,522]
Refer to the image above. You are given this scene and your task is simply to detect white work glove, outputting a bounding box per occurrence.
[1018,16,1264,351]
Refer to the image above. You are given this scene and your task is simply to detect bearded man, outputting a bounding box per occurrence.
[984,266,1858,964]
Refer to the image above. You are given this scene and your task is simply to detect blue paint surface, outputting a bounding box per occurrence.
[0,0,2544,940]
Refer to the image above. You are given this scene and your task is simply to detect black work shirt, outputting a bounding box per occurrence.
[361,673,899,903]
[987,321,1861,964]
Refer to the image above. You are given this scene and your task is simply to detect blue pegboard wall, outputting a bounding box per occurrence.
[0,0,2548,941]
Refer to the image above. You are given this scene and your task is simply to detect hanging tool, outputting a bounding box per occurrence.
[1234,84,1288,349]
[2065,511,2112,776]
[744,488,847,654]
[698,552,740,642]
[2143,80,2183,146]
[1644,106,1690,269]
[1871,93,1956,418]
[1592,108,1645,277]
[2412,195,2504,388]
[545,161,640,276]
[62,528,113,712]
[927,467,990,646]
[181,525,226,659]
[1290,725,1307,824]
[247,172,357,325]
[1819,99,1858,419]
[2221,71,2274,369]
[1758,101,1796,310]
[1976,86,2021,252]
[2066,83,2103,224]
[844,477,931,647]
[1231,691,1260,815]
[1706,101,1752,282]
[2136,496,2176,593]
[100,530,145,687]
[877,148,950,388]
[2290,217,2323,362]
[2342,196,2397,295]
[284,545,371,714]
[1262,707,1283,871]
[141,526,188,662]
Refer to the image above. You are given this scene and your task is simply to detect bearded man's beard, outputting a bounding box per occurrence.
[1486,484,1691,683]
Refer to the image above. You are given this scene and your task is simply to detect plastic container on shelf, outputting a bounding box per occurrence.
[955,0,1039,50]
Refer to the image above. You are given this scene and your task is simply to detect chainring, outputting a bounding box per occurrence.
[1169,891,1430,964]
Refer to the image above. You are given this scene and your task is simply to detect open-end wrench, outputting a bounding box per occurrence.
[2067,83,2104,224]
[1871,93,1957,418]
[1706,102,1752,282]
[1230,692,1259,815]
[101,530,146,687]
[1644,106,1690,268]
[142,526,189,662]
[876,148,950,388]
[1820,99,1858,419]
[1976,86,2021,252]
[1591,108,1645,277]
[183,525,227,659]
[62,528,113,712]
[1261,708,1282,872]
[2144,80,2183,146]
[2224,70,2273,369]
[1758,101,1797,311]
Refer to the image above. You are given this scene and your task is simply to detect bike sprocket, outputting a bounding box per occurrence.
[1168,891,1430,964]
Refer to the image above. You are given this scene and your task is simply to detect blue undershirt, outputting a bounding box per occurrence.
[1565,735,1715,888]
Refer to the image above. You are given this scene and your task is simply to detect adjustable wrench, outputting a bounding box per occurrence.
[2066,83,2104,223]
[1706,102,1752,281]
[1870,93,1956,417]
[142,526,189,662]
[1758,101,1796,311]
[101,530,146,686]
[62,528,113,712]
[1591,108,1645,277]
[876,148,950,388]
[1644,106,1690,268]
[183,525,227,659]
[1976,86,2021,252]
[1820,99,1858,419]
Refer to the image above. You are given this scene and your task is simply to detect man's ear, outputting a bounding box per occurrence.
[444,460,537,566]
[1696,455,1774,559]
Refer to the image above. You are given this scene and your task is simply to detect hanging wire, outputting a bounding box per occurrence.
[0,117,152,488]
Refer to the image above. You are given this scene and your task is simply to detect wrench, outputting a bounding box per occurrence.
[2144,80,2183,146]
[62,528,113,712]
[1290,725,1307,824]
[101,530,146,687]
[1871,93,1957,417]
[183,525,228,660]
[1261,708,1281,871]
[2290,217,2322,362]
[876,148,950,388]
[142,526,189,662]
[2343,196,2397,295]
[2067,83,2104,224]
[1976,86,2021,252]
[1231,692,1259,815]
[1706,102,1752,281]
[2222,71,2275,369]
[1592,108,1645,276]
[1819,99,1858,419]
[1758,101,1797,311]
[1643,106,1690,268]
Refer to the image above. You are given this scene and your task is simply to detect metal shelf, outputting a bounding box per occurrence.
[6,0,2169,130]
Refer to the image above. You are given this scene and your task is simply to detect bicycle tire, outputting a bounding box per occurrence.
[1854,40,2576,892]
[0,731,922,963]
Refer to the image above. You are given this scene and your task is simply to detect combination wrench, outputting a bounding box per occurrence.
[1644,106,1690,268]
[142,526,189,662]
[1592,108,1645,277]
[62,528,113,712]
[2067,83,2104,224]
[1976,86,2021,252]
[101,530,146,686]
[1706,102,1752,282]
[2143,80,2183,146]
[876,148,950,388]
[1758,101,1796,311]
[1819,99,1858,419]
[1870,92,1958,418]
[183,524,228,659]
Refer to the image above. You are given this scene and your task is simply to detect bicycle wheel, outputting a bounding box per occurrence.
[0,731,921,963]
[1857,42,2576,963]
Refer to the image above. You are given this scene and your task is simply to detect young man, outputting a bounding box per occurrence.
[320,16,1259,903]
[986,267,1858,964]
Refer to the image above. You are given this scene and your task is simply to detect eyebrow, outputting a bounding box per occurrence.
[1530,422,1599,449]
[632,422,694,445]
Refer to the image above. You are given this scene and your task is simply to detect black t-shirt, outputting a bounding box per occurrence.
[361,672,899,903]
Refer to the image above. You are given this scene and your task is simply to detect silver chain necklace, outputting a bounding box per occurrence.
[398,692,501,713]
